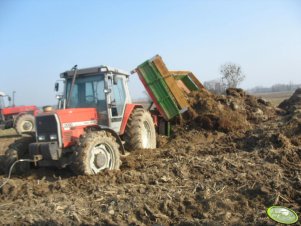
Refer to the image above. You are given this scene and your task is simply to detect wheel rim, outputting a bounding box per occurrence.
[21,120,33,132]
[142,121,152,148]
[90,143,115,174]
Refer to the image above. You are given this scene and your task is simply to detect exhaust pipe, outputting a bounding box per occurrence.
[66,65,78,108]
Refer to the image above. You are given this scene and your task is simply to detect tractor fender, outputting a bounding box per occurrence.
[85,125,126,155]
[119,104,143,135]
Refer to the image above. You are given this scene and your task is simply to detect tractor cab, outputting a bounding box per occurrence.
[0,92,7,128]
[0,92,11,109]
[57,66,132,132]
[0,92,11,129]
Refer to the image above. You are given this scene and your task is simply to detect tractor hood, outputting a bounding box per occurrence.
[36,108,98,147]
[37,108,98,131]
[56,108,98,131]
[2,105,38,115]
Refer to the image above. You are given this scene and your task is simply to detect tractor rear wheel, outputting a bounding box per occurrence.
[124,108,156,151]
[3,137,34,174]
[15,114,35,135]
[71,131,121,175]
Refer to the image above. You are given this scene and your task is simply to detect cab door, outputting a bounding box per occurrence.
[107,75,127,133]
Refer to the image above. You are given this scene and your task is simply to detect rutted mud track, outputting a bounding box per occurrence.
[0,89,301,225]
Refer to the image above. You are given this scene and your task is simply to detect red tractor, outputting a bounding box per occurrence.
[5,66,157,175]
[0,91,38,135]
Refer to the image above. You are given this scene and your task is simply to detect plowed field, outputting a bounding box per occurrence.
[0,88,300,225]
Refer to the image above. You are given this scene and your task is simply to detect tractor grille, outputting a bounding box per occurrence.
[36,115,58,142]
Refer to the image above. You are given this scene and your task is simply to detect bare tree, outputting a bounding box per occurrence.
[220,63,245,88]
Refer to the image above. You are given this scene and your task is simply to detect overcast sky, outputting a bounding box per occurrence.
[0,0,300,106]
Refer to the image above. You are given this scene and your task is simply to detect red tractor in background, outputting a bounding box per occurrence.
[5,65,157,175]
[0,91,38,135]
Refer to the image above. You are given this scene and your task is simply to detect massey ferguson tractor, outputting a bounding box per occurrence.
[4,55,202,175]
[0,91,38,134]
[5,65,157,175]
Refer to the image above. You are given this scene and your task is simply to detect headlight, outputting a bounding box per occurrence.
[38,135,46,141]
[50,134,57,140]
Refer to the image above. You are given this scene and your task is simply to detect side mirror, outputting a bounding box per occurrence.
[7,96,11,102]
[55,82,59,92]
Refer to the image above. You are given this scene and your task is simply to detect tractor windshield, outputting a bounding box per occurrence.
[66,74,106,110]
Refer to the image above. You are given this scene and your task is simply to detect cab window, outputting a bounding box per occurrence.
[110,78,126,117]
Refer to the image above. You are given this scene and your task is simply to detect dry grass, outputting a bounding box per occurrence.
[0,128,17,136]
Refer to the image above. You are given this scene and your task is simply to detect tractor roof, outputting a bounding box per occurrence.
[60,65,130,78]
[0,92,6,96]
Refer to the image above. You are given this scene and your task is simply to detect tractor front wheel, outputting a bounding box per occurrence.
[3,137,34,174]
[15,114,35,135]
[71,131,121,175]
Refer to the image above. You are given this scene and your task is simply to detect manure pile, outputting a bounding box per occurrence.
[0,88,300,225]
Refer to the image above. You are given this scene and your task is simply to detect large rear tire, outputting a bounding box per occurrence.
[124,108,156,151]
[4,137,34,174]
[71,131,121,175]
[15,114,35,135]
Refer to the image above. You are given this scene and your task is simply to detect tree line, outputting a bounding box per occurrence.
[204,63,300,94]
[248,83,301,93]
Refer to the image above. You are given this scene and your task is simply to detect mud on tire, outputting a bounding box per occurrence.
[15,114,35,135]
[124,108,156,151]
[71,131,121,175]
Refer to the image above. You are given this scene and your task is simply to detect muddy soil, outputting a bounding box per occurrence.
[0,88,300,225]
